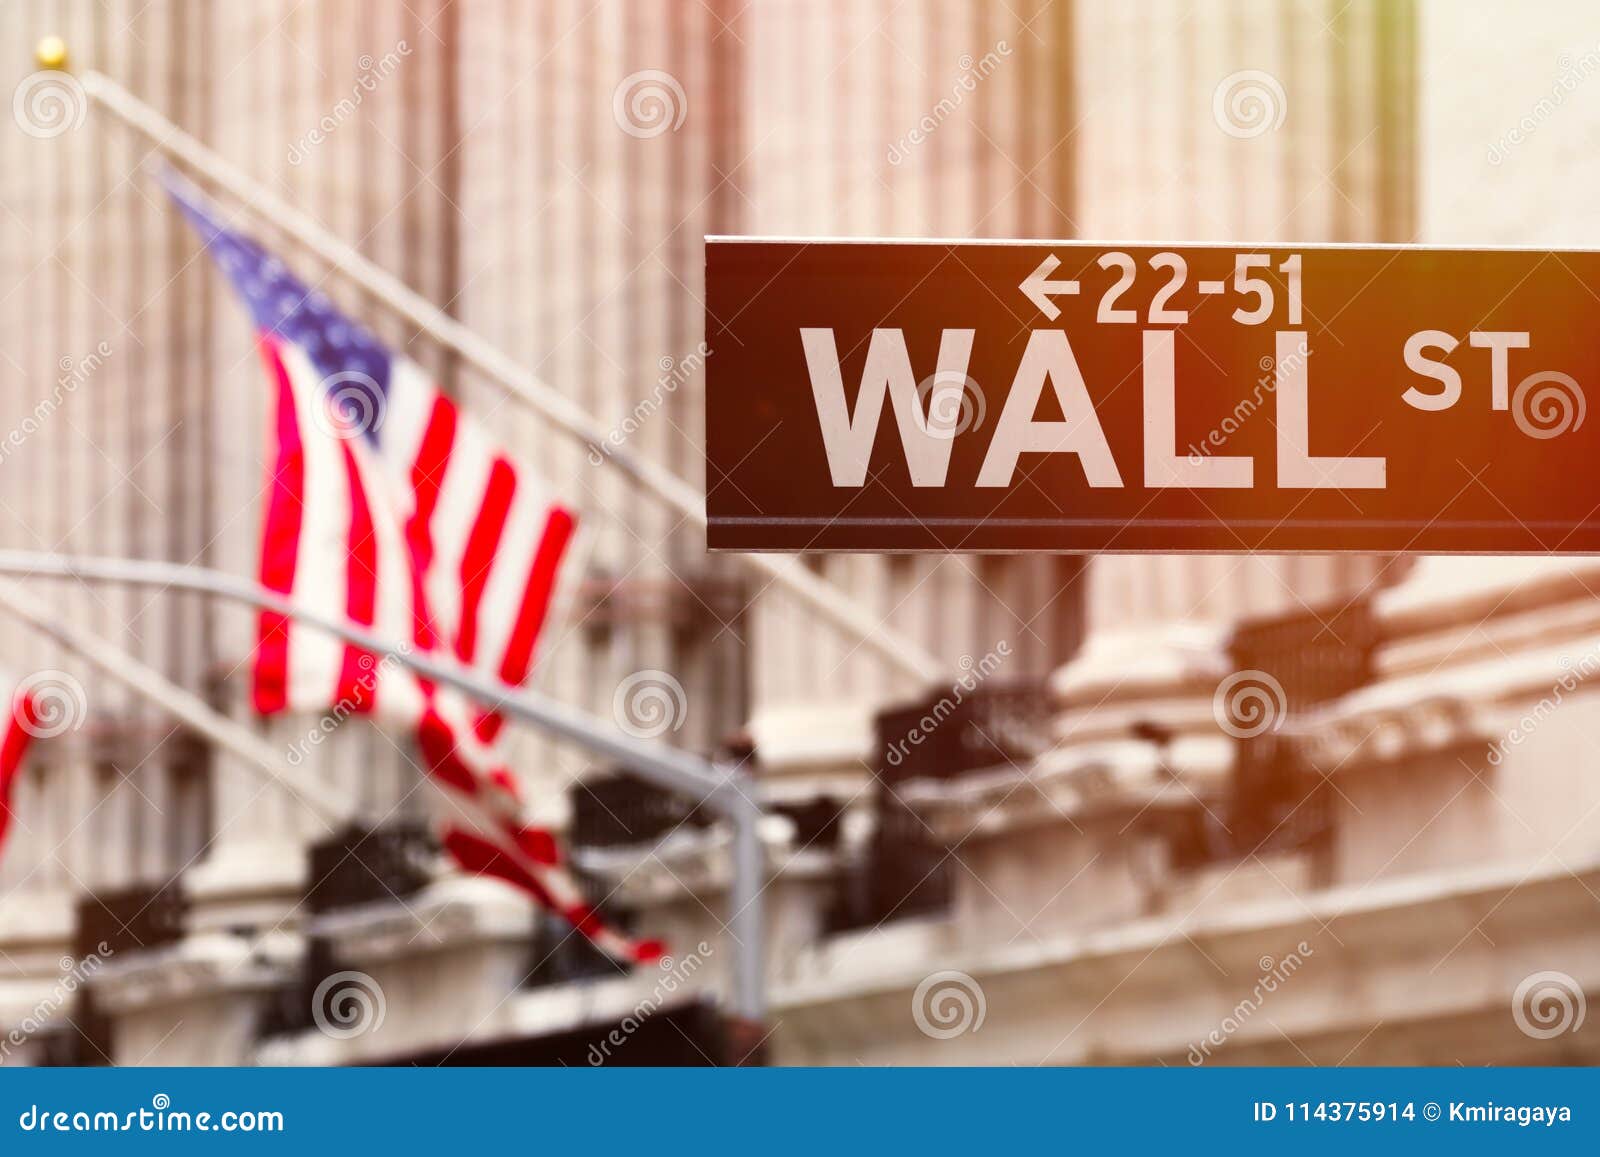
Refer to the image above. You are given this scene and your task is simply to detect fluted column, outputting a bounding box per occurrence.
[1051,0,1407,754]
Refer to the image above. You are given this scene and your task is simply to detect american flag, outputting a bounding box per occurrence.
[168,173,660,964]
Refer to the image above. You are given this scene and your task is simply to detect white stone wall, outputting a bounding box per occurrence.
[1419,0,1600,246]
[0,0,216,934]
[1072,0,1406,637]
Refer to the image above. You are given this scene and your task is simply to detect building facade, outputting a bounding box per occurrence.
[0,0,1595,1067]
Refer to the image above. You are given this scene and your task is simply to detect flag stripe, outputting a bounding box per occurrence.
[423,431,493,651]
[438,824,661,964]
[335,434,382,709]
[254,339,306,715]
[406,396,456,617]
[417,705,484,797]
[473,503,577,743]
[501,505,576,687]
[454,456,516,664]
[0,691,36,855]
[281,345,353,709]
[344,416,429,722]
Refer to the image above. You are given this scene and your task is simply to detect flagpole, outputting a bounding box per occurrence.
[0,549,766,1027]
[0,578,350,823]
[66,61,944,688]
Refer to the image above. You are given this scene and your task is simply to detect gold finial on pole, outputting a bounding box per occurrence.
[34,35,69,71]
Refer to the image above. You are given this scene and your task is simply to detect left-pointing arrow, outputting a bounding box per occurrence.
[1019,253,1079,320]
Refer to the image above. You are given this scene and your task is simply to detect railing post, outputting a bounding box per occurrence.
[725,794,768,1064]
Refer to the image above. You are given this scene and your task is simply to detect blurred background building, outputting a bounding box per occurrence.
[0,0,1595,1065]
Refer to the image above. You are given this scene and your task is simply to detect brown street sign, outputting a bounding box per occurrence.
[704,238,1600,553]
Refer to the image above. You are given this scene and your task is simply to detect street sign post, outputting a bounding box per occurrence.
[706,239,1599,553]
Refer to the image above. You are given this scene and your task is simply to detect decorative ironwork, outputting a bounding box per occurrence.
[569,769,713,850]
[54,881,190,1065]
[304,821,437,914]
[774,796,843,852]
[1223,596,1378,857]
[255,937,338,1040]
[829,681,1052,934]
[75,880,187,959]
[874,679,1056,784]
